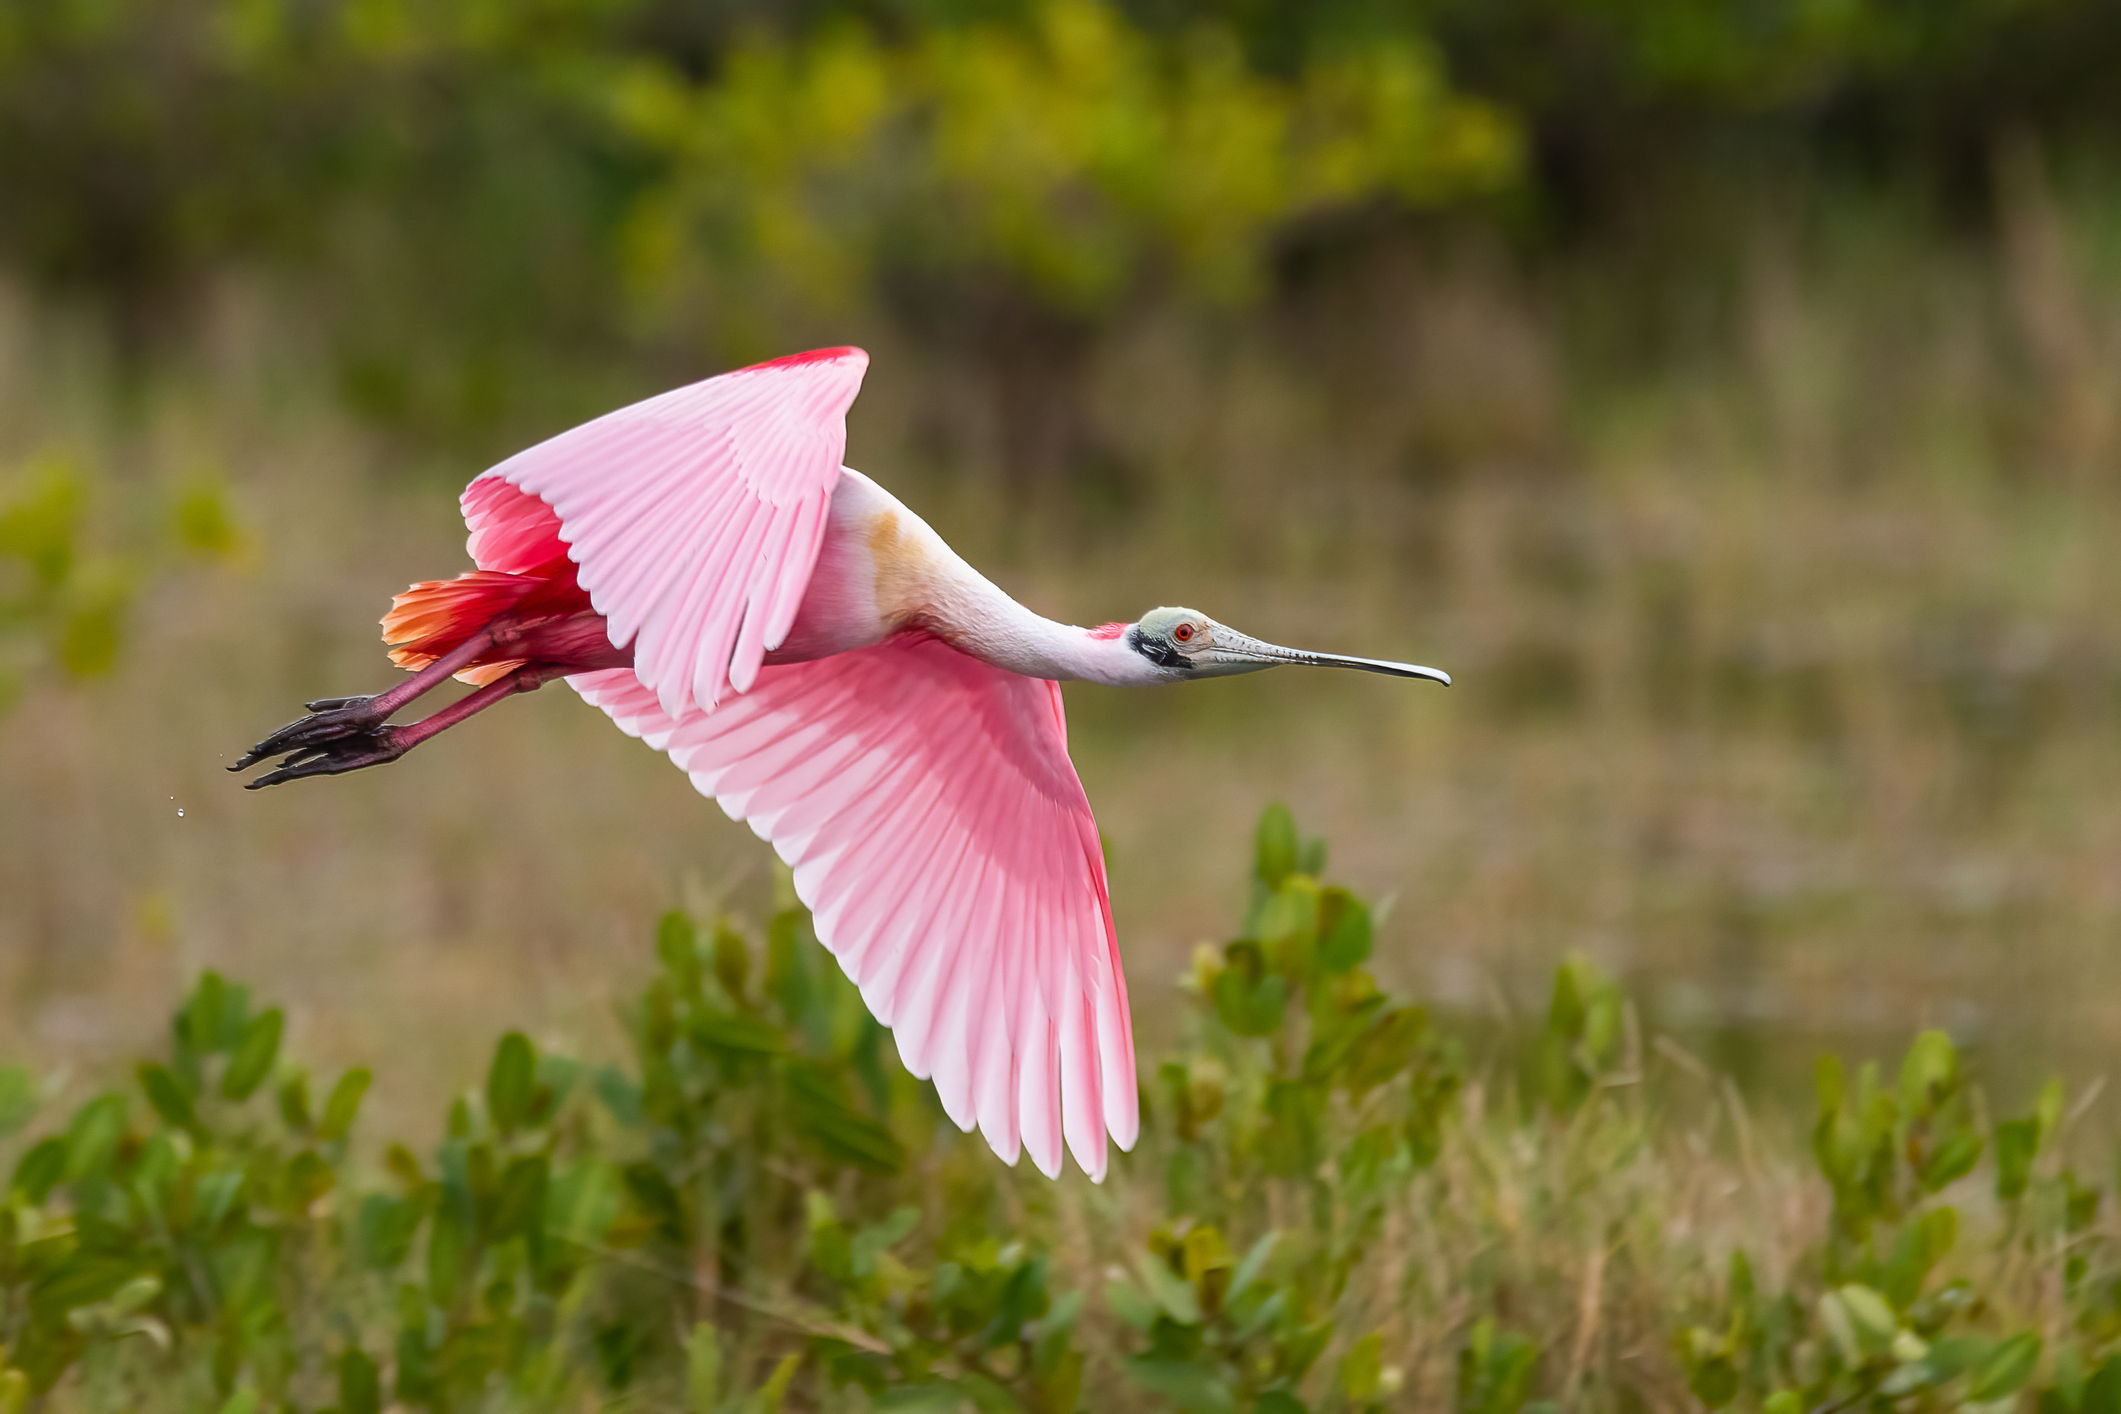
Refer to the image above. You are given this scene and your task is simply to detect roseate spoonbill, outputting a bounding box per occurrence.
[231,347,1448,1179]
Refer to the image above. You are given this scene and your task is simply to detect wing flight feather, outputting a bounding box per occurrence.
[568,635,1139,1180]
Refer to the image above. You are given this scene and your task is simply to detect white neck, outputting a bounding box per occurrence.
[829,468,1165,685]
[932,593,1163,686]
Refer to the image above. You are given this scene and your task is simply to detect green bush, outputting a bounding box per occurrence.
[0,806,2109,1411]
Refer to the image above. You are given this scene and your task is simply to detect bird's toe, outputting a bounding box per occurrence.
[244,729,407,788]
[230,699,391,772]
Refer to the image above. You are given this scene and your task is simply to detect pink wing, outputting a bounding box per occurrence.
[569,635,1140,1180]
[466,348,868,718]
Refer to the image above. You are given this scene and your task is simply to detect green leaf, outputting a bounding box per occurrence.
[55,576,129,678]
[170,478,241,558]
[2082,1353,2121,1414]
[1260,1080,1324,1177]
[137,1062,201,1137]
[1688,1353,1739,1409]
[1341,1007,1433,1095]
[656,912,701,997]
[0,1065,34,1137]
[1316,887,1372,973]
[355,1193,425,1271]
[1181,1225,1231,1293]
[486,1032,537,1135]
[1896,1030,1957,1115]
[8,1135,59,1202]
[31,1250,146,1318]
[1124,1357,1233,1414]
[1255,803,1298,889]
[872,1384,965,1414]
[1035,1347,1085,1414]
[686,1322,722,1413]
[277,1072,312,1132]
[220,1008,283,1101]
[1882,1206,1956,1310]
[1837,1284,1899,1359]
[594,1065,644,1128]
[319,1067,371,1143]
[62,1093,127,1181]
[489,1155,549,1242]
[619,1161,686,1247]
[2036,1077,2066,1138]
[1968,1333,2041,1402]
[1917,1128,1982,1193]
[1106,1278,1161,1330]
[752,1352,800,1414]
[691,1011,788,1056]
[285,1149,335,1210]
[426,1202,471,1306]
[1137,1253,1203,1325]
[1996,1117,2040,1201]
[181,971,244,1053]
[785,1063,904,1174]
[196,1168,246,1228]
[1456,1319,1539,1414]
[338,1348,382,1414]
[1228,1233,1277,1303]
[711,923,752,1004]
[1339,1332,1385,1401]
[1209,942,1288,1036]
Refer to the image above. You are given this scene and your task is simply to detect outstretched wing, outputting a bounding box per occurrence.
[569,635,1140,1181]
[466,347,868,719]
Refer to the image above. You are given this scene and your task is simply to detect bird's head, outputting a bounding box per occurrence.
[1119,606,1451,685]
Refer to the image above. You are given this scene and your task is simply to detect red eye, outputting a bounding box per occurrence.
[1173,623,1195,643]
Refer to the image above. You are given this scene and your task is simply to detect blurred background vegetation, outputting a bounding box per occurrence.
[2,0,2120,1157]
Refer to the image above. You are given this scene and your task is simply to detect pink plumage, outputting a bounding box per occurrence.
[474,348,1136,1178]
[572,639,1135,1178]
[478,348,863,718]
[234,345,1451,1181]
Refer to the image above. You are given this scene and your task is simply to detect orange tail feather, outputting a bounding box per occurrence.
[383,570,546,685]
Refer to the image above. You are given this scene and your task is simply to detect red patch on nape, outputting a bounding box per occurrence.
[743,346,866,372]
[1088,622,1132,640]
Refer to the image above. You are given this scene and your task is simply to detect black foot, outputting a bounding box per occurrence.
[244,728,409,789]
[229,696,384,772]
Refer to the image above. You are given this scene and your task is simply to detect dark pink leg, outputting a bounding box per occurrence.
[231,629,497,772]
[241,663,562,790]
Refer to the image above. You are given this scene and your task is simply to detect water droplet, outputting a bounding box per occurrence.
[176,809,185,817]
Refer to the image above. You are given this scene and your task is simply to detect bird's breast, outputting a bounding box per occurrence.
[765,474,925,664]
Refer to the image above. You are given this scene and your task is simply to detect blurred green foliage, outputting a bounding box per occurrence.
[3,0,2112,440]
[3,806,2115,1410]
[0,0,1514,382]
[0,453,237,709]
[610,1,1516,318]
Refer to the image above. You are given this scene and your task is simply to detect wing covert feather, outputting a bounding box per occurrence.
[467,347,867,717]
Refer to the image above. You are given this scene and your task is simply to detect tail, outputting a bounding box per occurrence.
[387,482,597,684]
[383,569,550,686]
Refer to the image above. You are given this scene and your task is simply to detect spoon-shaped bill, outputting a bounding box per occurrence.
[1212,629,1450,685]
